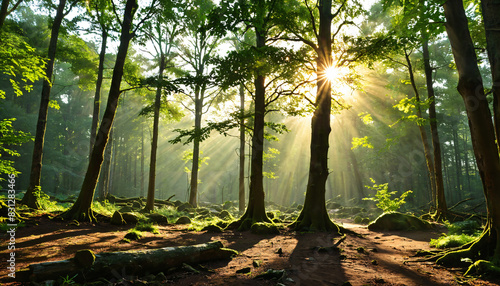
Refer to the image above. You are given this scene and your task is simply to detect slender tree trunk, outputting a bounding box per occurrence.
[145,54,166,211]
[422,38,448,218]
[291,0,338,232]
[463,131,471,192]
[90,30,107,158]
[438,0,500,264]
[452,125,462,197]
[0,0,10,30]
[62,0,138,221]
[404,49,437,209]
[239,83,246,213]
[141,124,145,197]
[22,0,67,209]
[189,93,203,207]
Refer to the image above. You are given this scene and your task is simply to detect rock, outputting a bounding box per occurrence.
[202,224,223,233]
[196,208,210,215]
[175,216,191,224]
[222,201,234,210]
[74,249,95,268]
[368,212,432,231]
[155,272,167,281]
[132,201,142,209]
[173,200,183,207]
[111,211,125,225]
[177,202,193,212]
[147,213,168,224]
[119,206,134,213]
[217,210,233,220]
[251,222,280,235]
[124,230,142,241]
[121,212,139,224]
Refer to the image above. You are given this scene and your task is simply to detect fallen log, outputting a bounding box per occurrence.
[24,241,237,283]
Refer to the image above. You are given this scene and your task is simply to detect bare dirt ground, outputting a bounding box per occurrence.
[1,216,498,286]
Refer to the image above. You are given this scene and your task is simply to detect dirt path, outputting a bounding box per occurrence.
[0,217,498,285]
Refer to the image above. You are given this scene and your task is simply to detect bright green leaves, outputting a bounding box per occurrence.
[0,118,33,180]
[0,30,47,99]
[391,96,430,126]
[351,136,374,150]
[363,178,413,213]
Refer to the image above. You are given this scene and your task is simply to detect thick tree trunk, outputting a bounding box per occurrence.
[25,241,236,283]
[62,0,138,221]
[98,128,113,200]
[422,38,448,218]
[90,30,107,158]
[239,83,246,213]
[438,0,500,265]
[291,0,339,232]
[0,0,10,30]
[404,50,437,209]
[22,0,67,209]
[145,54,166,211]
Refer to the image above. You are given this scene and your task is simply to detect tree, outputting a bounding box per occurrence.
[436,0,500,266]
[22,0,80,209]
[142,2,181,211]
[176,0,221,207]
[0,0,24,30]
[62,0,141,221]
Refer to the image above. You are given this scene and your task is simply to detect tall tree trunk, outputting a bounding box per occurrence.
[291,0,339,232]
[189,93,203,207]
[438,0,500,265]
[452,125,462,198]
[141,124,145,197]
[404,49,437,209]
[239,83,246,213]
[422,37,448,218]
[0,0,10,30]
[22,0,67,209]
[230,15,270,229]
[62,0,138,221]
[90,30,107,158]
[145,54,166,211]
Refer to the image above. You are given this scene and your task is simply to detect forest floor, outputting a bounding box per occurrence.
[0,216,498,286]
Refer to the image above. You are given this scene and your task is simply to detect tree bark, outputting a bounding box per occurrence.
[141,124,145,197]
[422,37,448,218]
[25,241,235,283]
[189,89,203,207]
[62,0,138,221]
[438,0,500,263]
[239,83,246,213]
[98,127,113,200]
[22,0,67,209]
[90,30,107,158]
[145,54,166,211]
[291,0,339,232]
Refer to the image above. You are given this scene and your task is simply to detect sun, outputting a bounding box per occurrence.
[324,65,350,83]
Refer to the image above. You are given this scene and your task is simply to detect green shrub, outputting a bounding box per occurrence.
[362,178,412,213]
[134,221,159,234]
[92,200,120,217]
[430,220,482,249]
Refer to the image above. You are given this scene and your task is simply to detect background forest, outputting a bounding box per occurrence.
[0,0,488,215]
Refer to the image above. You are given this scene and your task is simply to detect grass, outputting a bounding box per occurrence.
[92,200,120,217]
[430,220,483,249]
[134,221,159,234]
[156,205,186,223]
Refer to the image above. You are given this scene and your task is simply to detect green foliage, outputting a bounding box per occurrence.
[0,29,47,99]
[363,178,413,212]
[33,188,68,212]
[60,274,78,285]
[351,136,374,150]
[0,118,32,181]
[134,221,159,234]
[430,220,482,249]
[156,205,184,223]
[92,200,120,217]
[182,150,209,174]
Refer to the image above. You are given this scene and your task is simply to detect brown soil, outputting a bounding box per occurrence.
[0,216,498,286]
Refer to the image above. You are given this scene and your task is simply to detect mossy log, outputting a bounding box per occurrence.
[25,241,237,283]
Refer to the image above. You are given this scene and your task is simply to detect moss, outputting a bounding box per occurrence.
[110,211,125,225]
[175,216,192,224]
[124,229,142,241]
[134,222,159,234]
[250,222,280,235]
[368,212,431,231]
[465,260,500,277]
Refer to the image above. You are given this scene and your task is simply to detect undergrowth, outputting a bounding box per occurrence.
[430,220,482,249]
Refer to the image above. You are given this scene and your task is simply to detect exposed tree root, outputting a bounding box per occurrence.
[59,206,97,223]
[288,210,344,234]
[226,211,272,231]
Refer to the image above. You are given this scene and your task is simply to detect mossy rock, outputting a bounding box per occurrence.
[215,220,229,229]
[251,222,280,235]
[111,211,125,225]
[124,230,142,241]
[196,208,210,215]
[202,224,224,233]
[368,212,432,231]
[222,201,234,210]
[74,249,95,268]
[119,206,134,213]
[121,212,139,224]
[132,201,142,209]
[217,210,233,220]
[146,213,168,224]
[175,216,192,224]
[173,200,183,207]
[177,202,193,212]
